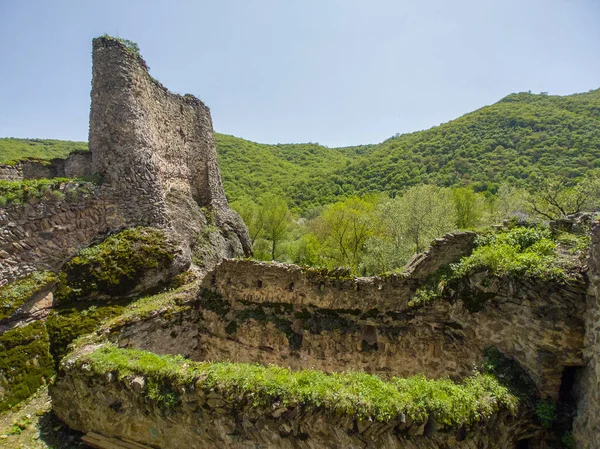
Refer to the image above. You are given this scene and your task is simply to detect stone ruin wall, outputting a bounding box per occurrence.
[109,232,586,401]
[0,151,92,182]
[572,223,600,448]
[0,183,115,284]
[52,351,530,449]
[0,37,250,284]
[89,37,250,259]
[0,164,23,181]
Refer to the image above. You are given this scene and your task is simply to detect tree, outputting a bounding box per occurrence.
[259,194,291,260]
[453,187,484,229]
[230,197,265,244]
[315,196,378,271]
[492,184,529,221]
[527,175,600,220]
[394,185,457,254]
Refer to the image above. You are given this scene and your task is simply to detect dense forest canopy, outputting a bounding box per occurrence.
[3,88,599,213]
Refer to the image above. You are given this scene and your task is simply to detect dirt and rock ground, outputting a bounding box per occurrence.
[0,387,84,449]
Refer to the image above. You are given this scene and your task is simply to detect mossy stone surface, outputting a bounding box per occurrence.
[0,322,54,412]
[0,271,56,321]
[55,227,176,302]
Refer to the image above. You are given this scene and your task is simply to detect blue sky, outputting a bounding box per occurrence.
[0,0,599,147]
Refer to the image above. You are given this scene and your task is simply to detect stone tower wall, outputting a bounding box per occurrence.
[0,37,251,283]
[573,224,600,448]
[89,37,232,229]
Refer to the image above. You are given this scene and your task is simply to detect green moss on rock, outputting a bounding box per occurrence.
[46,302,125,364]
[55,227,175,302]
[0,271,56,321]
[0,322,54,411]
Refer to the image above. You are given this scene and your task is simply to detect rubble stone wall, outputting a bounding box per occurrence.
[573,224,600,448]
[0,165,23,181]
[0,183,114,284]
[0,36,250,284]
[51,344,532,449]
[111,260,586,399]
[89,37,250,259]
[0,152,92,182]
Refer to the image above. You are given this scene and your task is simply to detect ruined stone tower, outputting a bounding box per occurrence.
[0,37,251,282]
[88,36,251,266]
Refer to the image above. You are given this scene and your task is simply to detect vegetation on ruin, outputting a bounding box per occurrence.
[0,178,96,206]
[408,226,587,309]
[46,302,125,364]
[78,343,517,426]
[0,271,56,321]
[451,226,566,280]
[0,322,54,412]
[97,35,142,59]
[55,227,175,302]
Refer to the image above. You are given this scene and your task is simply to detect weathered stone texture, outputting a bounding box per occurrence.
[110,258,585,400]
[573,223,600,448]
[0,37,250,283]
[0,164,23,181]
[0,152,92,182]
[89,37,251,262]
[0,183,113,284]
[52,344,532,449]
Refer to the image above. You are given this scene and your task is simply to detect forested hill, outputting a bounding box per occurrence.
[2,88,600,212]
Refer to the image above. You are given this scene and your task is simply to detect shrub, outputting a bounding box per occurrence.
[451,226,565,281]
[535,399,557,429]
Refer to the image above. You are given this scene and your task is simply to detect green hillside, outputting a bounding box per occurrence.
[0,138,88,165]
[2,88,600,211]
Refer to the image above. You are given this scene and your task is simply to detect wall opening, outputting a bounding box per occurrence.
[559,366,579,403]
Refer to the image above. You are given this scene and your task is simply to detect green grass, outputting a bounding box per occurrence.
[0,271,57,321]
[0,138,87,165]
[75,343,517,427]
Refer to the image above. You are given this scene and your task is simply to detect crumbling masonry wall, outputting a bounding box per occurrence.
[109,233,586,401]
[0,37,251,283]
[0,152,92,182]
[89,37,251,260]
[0,183,115,284]
[573,223,600,448]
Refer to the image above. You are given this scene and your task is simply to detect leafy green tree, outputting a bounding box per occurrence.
[453,188,485,229]
[315,196,378,271]
[230,197,265,244]
[396,185,457,254]
[527,175,600,220]
[259,194,292,260]
[493,184,529,221]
